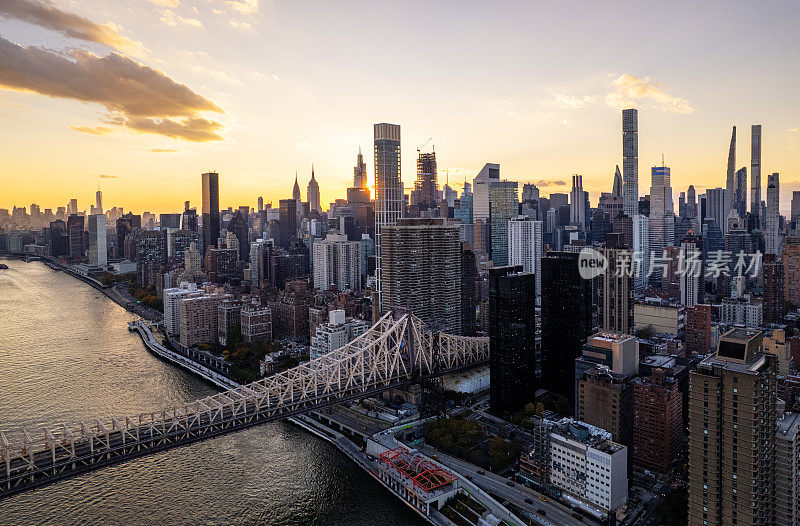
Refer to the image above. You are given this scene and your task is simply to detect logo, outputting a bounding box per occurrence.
[578,247,607,280]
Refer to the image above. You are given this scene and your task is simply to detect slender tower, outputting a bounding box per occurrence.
[307,165,320,212]
[751,125,762,218]
[622,109,639,216]
[725,126,736,228]
[612,165,623,198]
[374,123,402,310]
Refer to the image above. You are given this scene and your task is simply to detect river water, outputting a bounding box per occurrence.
[0,259,423,525]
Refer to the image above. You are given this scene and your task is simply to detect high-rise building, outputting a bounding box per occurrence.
[489,180,518,266]
[67,214,84,258]
[751,125,762,218]
[163,281,198,336]
[380,218,460,332]
[461,247,478,337]
[257,196,264,213]
[414,151,438,211]
[622,108,639,216]
[612,165,623,198]
[179,291,231,348]
[648,165,675,281]
[598,247,634,334]
[687,328,777,526]
[783,241,800,307]
[764,254,785,323]
[374,123,402,310]
[632,214,650,291]
[472,163,500,223]
[632,367,682,474]
[489,266,537,416]
[508,216,543,306]
[307,166,320,213]
[766,172,781,255]
[240,302,272,343]
[95,189,102,215]
[201,172,220,254]
[354,147,368,189]
[686,185,697,219]
[776,412,800,526]
[685,304,713,355]
[541,251,594,408]
[734,167,747,218]
[705,187,726,231]
[312,233,361,292]
[791,191,800,224]
[577,366,634,446]
[227,210,249,262]
[310,310,368,360]
[679,232,703,307]
[88,214,107,266]
[292,173,302,213]
[278,199,297,249]
[569,174,586,228]
[725,126,736,220]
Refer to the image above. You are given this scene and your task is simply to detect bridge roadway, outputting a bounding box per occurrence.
[0,312,489,499]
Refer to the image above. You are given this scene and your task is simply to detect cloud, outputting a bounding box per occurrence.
[99,174,118,178]
[230,20,252,30]
[605,74,693,114]
[150,148,178,153]
[0,0,145,56]
[789,128,799,133]
[0,37,224,141]
[147,0,180,7]
[159,9,203,28]
[533,179,567,187]
[550,94,598,109]
[226,0,259,14]
[69,125,113,135]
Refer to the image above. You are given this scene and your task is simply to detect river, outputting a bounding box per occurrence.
[0,258,424,525]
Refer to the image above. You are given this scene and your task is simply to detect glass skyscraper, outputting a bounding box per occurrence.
[489,180,518,266]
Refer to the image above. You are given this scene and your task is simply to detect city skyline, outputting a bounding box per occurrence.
[1,1,799,213]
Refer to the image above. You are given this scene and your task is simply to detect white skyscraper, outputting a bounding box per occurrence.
[622,108,639,216]
[312,233,362,292]
[632,215,650,292]
[374,123,402,309]
[766,172,781,255]
[508,216,543,305]
[163,281,198,336]
[679,234,703,308]
[569,174,586,228]
[88,214,107,267]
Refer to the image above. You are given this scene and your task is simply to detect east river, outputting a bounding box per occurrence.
[0,258,424,525]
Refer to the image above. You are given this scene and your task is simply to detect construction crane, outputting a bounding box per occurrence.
[417,137,433,153]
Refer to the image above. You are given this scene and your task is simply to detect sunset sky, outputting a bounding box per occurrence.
[1,0,798,214]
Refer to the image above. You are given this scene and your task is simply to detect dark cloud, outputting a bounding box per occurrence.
[0,0,144,55]
[533,179,567,187]
[0,37,224,142]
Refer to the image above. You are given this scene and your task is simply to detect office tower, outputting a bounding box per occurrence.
[784,241,800,307]
[598,247,634,333]
[354,147,368,189]
[201,172,220,253]
[622,108,639,216]
[792,191,800,225]
[688,328,777,526]
[648,165,675,283]
[577,366,634,446]
[763,255,785,323]
[257,196,264,213]
[751,125,762,217]
[685,304,713,355]
[725,126,736,219]
[612,165,622,198]
[680,232,703,307]
[705,187,726,231]
[227,209,249,262]
[766,172,781,255]
[489,180,518,266]
[278,199,297,249]
[632,367,682,474]
[508,216,543,306]
[67,214,84,258]
[521,183,539,203]
[88,214,107,266]
[292,174,302,213]
[180,206,198,233]
[734,167,747,218]
[414,150,437,211]
[374,123,402,310]
[461,247,478,337]
[631,215,649,291]
[307,166,320,213]
[380,218,460,332]
[686,185,697,219]
[312,233,362,292]
[472,163,500,222]
[67,198,78,216]
[776,412,800,526]
[95,189,102,215]
[489,266,537,416]
[159,213,181,231]
[541,251,594,408]
[48,219,68,257]
[569,174,586,227]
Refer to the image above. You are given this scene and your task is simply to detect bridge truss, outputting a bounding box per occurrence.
[0,312,488,498]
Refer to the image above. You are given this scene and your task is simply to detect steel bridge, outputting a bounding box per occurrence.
[0,312,488,499]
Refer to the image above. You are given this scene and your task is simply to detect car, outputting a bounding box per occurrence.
[537,509,547,516]
[571,512,584,521]
[466,475,473,481]
[506,481,514,487]
[524,498,533,504]
[477,470,485,475]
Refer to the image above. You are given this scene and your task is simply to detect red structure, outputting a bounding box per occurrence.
[685,304,713,356]
[378,447,458,497]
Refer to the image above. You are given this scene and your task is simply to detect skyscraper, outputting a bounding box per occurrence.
[201,171,220,254]
[648,165,675,281]
[751,125,762,218]
[569,174,586,227]
[489,266,537,416]
[414,150,437,211]
[622,108,639,216]
[632,214,650,291]
[679,232,703,307]
[472,162,500,222]
[766,172,781,255]
[292,173,303,213]
[489,180,518,266]
[88,214,106,267]
[374,123,402,310]
[353,147,368,189]
[95,189,102,215]
[612,165,623,198]
[598,247,634,334]
[312,233,361,292]
[725,126,736,222]
[508,216,543,306]
[380,218,460,333]
[688,329,777,526]
[307,166,320,213]
[734,167,747,218]
[278,198,297,249]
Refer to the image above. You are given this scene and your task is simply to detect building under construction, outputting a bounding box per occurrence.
[413,151,438,211]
